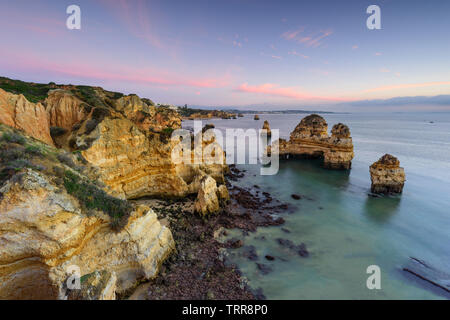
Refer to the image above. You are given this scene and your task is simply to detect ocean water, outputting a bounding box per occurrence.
[182,112,450,299]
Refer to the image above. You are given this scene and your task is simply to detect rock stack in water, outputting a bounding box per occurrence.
[370,154,405,194]
[274,114,354,169]
[254,114,260,120]
[262,120,271,136]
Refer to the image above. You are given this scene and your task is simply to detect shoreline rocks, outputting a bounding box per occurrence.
[370,154,405,194]
[254,115,260,120]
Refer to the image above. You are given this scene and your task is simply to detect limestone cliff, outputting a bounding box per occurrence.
[370,154,406,194]
[0,80,227,200]
[274,114,354,169]
[0,127,174,299]
[0,88,53,146]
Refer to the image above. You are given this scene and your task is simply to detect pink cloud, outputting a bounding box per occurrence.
[364,81,450,93]
[282,27,333,48]
[288,51,309,59]
[1,50,231,89]
[236,83,351,102]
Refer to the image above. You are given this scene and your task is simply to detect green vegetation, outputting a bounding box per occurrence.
[2,132,26,145]
[0,77,53,103]
[63,170,132,226]
[178,105,209,117]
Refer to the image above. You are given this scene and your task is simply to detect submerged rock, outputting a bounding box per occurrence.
[370,154,405,194]
[271,114,354,170]
[256,263,273,275]
[276,238,309,257]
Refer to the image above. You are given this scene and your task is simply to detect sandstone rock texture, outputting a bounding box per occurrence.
[194,175,220,215]
[0,88,54,145]
[370,154,405,194]
[0,168,174,299]
[0,85,227,200]
[274,114,354,169]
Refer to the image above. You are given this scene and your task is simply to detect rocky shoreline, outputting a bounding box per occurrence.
[127,165,290,300]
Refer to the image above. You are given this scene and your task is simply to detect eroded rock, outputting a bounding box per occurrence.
[271,114,354,170]
[370,154,405,194]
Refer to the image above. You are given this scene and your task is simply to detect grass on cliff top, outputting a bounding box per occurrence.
[0,77,52,103]
[63,170,132,229]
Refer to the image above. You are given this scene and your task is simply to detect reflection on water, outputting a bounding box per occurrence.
[364,196,402,224]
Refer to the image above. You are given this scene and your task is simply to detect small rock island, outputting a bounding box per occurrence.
[262,120,271,137]
[274,114,354,169]
[370,154,406,194]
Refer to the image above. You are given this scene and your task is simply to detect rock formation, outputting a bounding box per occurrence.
[0,85,227,200]
[262,120,271,136]
[0,88,54,146]
[0,152,174,299]
[194,175,220,215]
[273,114,354,169]
[254,115,260,120]
[370,154,405,194]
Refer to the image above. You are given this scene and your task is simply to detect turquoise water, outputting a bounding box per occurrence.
[183,112,450,299]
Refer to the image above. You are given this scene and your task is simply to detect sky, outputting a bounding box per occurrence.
[0,0,449,111]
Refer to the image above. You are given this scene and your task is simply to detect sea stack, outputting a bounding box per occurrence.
[274,114,354,169]
[370,154,406,194]
[254,114,260,120]
[262,120,271,136]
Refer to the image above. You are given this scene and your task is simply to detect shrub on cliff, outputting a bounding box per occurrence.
[63,170,132,229]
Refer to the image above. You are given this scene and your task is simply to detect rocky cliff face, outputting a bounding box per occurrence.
[275,114,354,169]
[0,88,54,146]
[370,154,405,194]
[0,128,175,299]
[0,83,227,200]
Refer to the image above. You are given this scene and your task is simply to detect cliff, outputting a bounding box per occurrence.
[0,80,227,200]
[370,154,405,194]
[0,125,174,299]
[0,88,54,146]
[274,114,354,169]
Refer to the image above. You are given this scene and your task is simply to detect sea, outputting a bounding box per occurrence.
[182,112,450,299]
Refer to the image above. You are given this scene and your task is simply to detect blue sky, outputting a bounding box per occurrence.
[0,0,449,110]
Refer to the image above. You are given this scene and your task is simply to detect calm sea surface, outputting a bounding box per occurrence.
[183,112,450,299]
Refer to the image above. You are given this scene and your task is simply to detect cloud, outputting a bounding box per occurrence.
[288,51,309,59]
[100,0,170,51]
[352,45,359,50]
[1,50,231,89]
[379,67,390,73]
[375,52,382,56]
[282,27,333,48]
[236,83,350,102]
[364,81,450,93]
[260,52,282,60]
